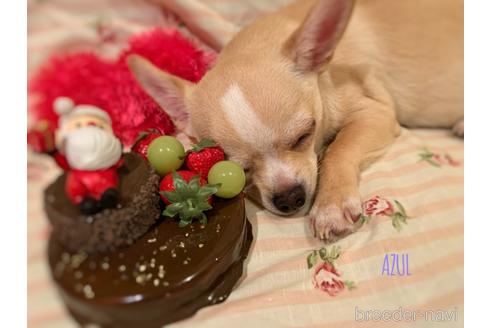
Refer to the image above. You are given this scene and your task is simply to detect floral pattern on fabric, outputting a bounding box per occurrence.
[307,246,355,296]
[360,196,409,232]
[418,148,460,167]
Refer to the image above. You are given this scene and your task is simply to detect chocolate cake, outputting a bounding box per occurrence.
[45,153,253,327]
[44,153,161,253]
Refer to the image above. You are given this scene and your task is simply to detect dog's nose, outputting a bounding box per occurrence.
[272,185,306,214]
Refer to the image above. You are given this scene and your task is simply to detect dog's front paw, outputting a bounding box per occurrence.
[309,197,363,241]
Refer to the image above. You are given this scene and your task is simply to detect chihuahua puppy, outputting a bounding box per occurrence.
[128,0,463,241]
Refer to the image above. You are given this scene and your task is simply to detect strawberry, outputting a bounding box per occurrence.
[159,171,204,204]
[160,171,220,227]
[185,139,225,178]
[131,129,162,159]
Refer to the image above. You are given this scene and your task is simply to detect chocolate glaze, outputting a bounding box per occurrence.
[44,153,161,253]
[48,194,252,327]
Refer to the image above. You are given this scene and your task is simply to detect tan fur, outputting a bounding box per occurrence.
[128,0,463,241]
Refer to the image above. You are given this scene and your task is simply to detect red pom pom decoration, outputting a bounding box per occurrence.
[28,29,216,146]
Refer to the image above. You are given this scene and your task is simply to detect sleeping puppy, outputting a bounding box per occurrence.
[128,0,463,241]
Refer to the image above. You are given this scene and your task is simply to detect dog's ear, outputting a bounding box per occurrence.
[127,55,195,134]
[286,0,355,73]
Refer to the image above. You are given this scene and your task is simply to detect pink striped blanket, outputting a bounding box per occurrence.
[28,0,464,327]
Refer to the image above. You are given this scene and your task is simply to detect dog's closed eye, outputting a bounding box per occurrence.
[291,120,315,150]
[292,132,311,148]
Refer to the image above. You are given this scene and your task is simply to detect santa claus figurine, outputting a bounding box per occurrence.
[53,97,123,215]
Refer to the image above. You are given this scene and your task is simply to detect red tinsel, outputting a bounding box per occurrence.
[29,29,216,146]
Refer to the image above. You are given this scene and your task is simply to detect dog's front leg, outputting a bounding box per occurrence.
[310,98,400,241]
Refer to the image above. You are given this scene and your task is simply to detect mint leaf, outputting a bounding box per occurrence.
[160,190,182,203]
[172,171,187,191]
[199,213,208,225]
[161,171,221,228]
[163,203,183,218]
[189,176,201,194]
[178,220,190,228]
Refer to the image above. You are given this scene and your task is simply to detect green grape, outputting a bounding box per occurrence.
[147,136,185,176]
[207,161,246,198]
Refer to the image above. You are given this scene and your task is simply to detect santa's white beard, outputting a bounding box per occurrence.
[62,126,122,170]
